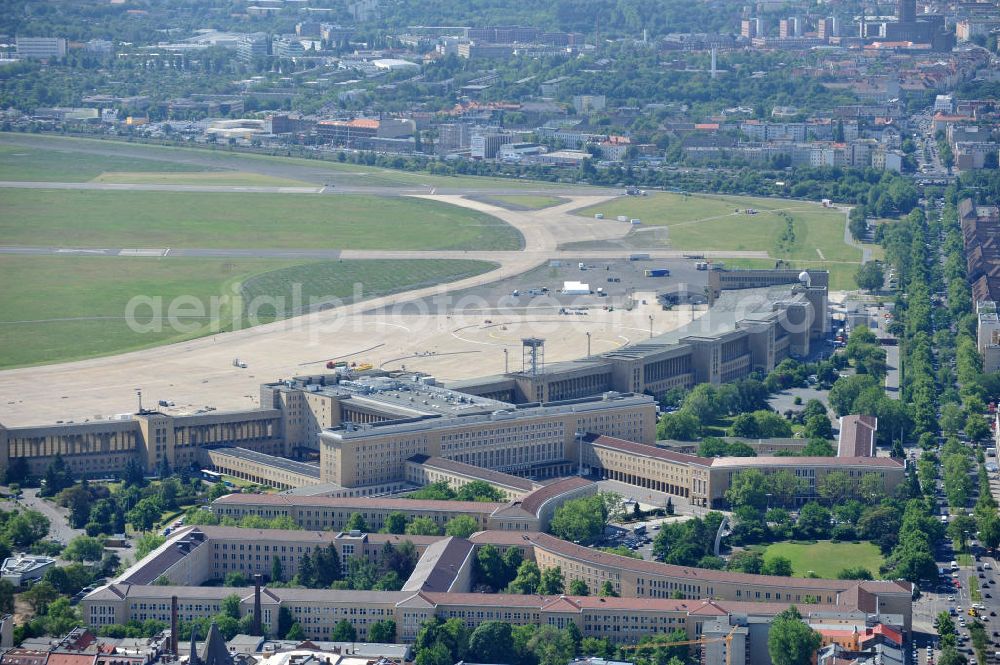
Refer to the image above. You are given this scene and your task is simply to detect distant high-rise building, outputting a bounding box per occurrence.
[436,123,472,155]
[15,37,66,60]
[741,19,758,38]
[237,33,270,63]
[272,36,305,58]
[818,17,840,39]
[470,127,513,159]
[779,17,802,38]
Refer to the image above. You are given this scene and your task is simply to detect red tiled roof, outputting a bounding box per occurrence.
[838,415,877,457]
[47,655,97,665]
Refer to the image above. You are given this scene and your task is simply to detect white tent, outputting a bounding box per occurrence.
[562,281,591,295]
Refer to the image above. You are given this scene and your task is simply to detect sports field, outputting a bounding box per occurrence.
[758,540,885,579]
[0,256,497,368]
[0,189,522,250]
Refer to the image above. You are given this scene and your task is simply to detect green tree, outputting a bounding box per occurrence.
[817,471,852,504]
[549,494,611,545]
[725,469,768,509]
[270,555,283,583]
[657,410,701,440]
[41,454,74,497]
[285,623,305,641]
[527,625,575,665]
[762,556,793,577]
[21,581,59,614]
[803,414,833,440]
[454,481,506,502]
[801,439,836,456]
[5,510,50,547]
[0,580,15,614]
[382,512,409,534]
[768,606,822,665]
[135,533,166,560]
[62,535,105,562]
[126,497,162,532]
[506,561,541,594]
[444,515,479,538]
[837,567,874,580]
[474,544,511,592]
[277,606,294,639]
[346,513,368,532]
[408,482,456,501]
[332,619,357,641]
[297,550,315,588]
[855,262,885,292]
[224,572,248,587]
[795,502,832,539]
[406,517,443,536]
[569,579,590,596]
[538,566,565,595]
[415,642,452,665]
[727,550,764,574]
[598,580,618,597]
[368,619,396,643]
[468,621,514,663]
[965,415,990,444]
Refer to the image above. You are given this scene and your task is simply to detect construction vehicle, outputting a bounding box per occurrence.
[619,625,739,665]
[326,360,347,370]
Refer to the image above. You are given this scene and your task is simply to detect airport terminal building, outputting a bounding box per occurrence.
[0,268,830,495]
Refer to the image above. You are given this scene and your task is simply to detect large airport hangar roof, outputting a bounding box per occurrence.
[607,285,804,360]
[207,447,321,479]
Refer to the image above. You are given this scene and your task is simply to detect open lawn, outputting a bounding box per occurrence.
[0,255,497,368]
[0,189,522,250]
[0,143,209,182]
[579,192,867,289]
[0,134,567,191]
[758,540,885,579]
[241,259,496,312]
[91,171,312,187]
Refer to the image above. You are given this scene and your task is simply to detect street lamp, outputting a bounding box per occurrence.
[586,331,592,357]
[648,315,654,339]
